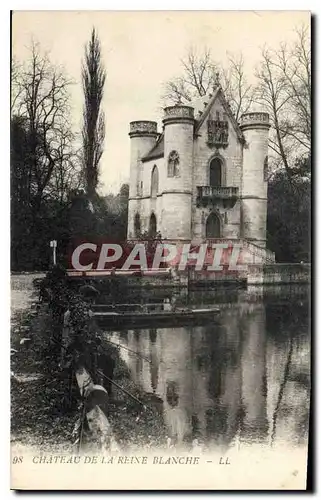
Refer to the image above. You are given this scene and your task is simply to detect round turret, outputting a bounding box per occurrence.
[128,121,158,238]
[239,112,270,248]
[161,105,195,240]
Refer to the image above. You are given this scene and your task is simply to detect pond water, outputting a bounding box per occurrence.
[108,286,310,451]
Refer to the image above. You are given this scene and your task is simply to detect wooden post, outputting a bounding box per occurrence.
[50,240,57,266]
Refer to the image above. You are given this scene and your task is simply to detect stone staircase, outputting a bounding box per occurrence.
[202,238,275,265]
[240,239,275,264]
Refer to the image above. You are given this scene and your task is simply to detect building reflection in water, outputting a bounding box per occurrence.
[111,292,310,451]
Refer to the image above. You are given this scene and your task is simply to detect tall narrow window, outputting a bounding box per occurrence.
[206,212,221,238]
[151,165,159,198]
[168,150,180,177]
[264,156,269,181]
[209,157,222,186]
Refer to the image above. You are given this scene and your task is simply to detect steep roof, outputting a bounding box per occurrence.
[141,133,164,162]
[141,85,244,162]
[193,86,244,141]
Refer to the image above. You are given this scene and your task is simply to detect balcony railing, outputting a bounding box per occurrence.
[197,185,239,201]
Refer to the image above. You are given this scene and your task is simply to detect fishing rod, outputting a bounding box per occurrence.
[97,369,146,409]
[105,338,152,364]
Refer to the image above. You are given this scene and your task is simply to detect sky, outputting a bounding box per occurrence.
[12,10,310,194]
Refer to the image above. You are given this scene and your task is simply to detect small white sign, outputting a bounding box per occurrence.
[50,240,57,248]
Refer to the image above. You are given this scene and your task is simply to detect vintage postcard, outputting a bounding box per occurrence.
[10,10,311,490]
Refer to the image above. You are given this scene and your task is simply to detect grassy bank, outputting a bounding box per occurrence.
[11,280,168,453]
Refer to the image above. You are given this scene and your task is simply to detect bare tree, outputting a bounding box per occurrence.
[255,24,311,182]
[81,28,106,202]
[162,47,218,103]
[47,137,82,204]
[221,53,254,121]
[162,47,254,121]
[277,25,311,152]
[255,47,293,183]
[11,41,76,211]
[11,56,22,112]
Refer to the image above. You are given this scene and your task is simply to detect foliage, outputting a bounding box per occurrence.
[11,37,125,272]
[11,41,80,206]
[11,27,310,274]
[11,271,167,452]
[11,42,81,271]
[255,25,311,180]
[81,28,106,201]
[101,183,129,240]
[267,156,311,262]
[162,27,310,262]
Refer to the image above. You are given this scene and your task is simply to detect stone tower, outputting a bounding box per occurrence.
[128,121,158,237]
[162,105,194,239]
[127,88,273,262]
[239,112,270,248]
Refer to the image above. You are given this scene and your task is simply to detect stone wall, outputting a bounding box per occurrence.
[135,263,311,287]
[246,263,311,285]
[192,96,243,240]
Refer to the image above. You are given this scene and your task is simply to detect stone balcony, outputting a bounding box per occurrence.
[196,185,239,208]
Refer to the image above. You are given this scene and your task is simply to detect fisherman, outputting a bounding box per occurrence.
[78,284,117,398]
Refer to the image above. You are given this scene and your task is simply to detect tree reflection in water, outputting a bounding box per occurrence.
[111,288,310,451]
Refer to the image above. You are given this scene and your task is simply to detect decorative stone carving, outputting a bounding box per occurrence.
[207,119,229,148]
[163,105,194,122]
[196,185,239,210]
[239,112,270,129]
[168,150,180,177]
[129,121,158,136]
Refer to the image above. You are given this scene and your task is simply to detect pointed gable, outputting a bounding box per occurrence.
[193,86,244,142]
[141,85,244,163]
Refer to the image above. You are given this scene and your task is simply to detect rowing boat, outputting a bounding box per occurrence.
[92,307,220,328]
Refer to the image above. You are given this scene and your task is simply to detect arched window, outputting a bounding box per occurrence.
[264,156,268,181]
[149,213,157,237]
[168,150,180,177]
[206,212,221,238]
[209,157,222,186]
[134,213,141,237]
[151,165,159,198]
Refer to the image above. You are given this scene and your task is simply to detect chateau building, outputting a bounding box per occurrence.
[127,81,270,249]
